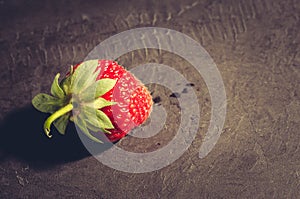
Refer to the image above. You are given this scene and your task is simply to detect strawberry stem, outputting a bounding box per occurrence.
[43,103,74,138]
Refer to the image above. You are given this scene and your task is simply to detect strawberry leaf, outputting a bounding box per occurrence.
[71,60,100,94]
[32,93,64,113]
[83,118,112,135]
[74,114,103,143]
[81,106,114,130]
[80,78,117,100]
[53,114,70,135]
[99,127,112,134]
[84,97,116,109]
[51,73,65,98]
[96,109,115,130]
[85,122,101,132]
[60,75,71,95]
[93,78,117,98]
[85,122,111,134]
[60,65,74,95]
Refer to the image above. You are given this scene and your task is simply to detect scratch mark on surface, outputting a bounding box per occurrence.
[230,17,238,41]
[249,0,257,19]
[238,2,248,32]
[39,44,48,65]
[203,23,214,41]
[56,21,61,32]
[57,45,63,60]
[140,13,151,25]
[177,1,199,16]
[166,12,172,21]
[15,32,20,40]
[152,13,157,25]
[154,29,162,55]
[9,53,16,65]
[50,46,58,61]
[140,34,149,59]
[72,46,76,62]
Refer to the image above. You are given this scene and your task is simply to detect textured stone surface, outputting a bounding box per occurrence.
[0,0,300,198]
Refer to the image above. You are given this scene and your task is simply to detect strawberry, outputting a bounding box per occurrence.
[32,60,153,143]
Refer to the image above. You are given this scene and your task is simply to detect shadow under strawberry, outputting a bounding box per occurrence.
[0,105,115,169]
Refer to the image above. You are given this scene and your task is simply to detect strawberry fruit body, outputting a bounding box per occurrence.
[32,60,153,143]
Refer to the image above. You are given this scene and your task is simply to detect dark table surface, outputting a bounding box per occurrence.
[1,0,300,198]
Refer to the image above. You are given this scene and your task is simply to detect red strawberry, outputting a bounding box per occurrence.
[32,59,153,143]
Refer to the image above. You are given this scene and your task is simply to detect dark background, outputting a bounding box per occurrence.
[0,0,300,198]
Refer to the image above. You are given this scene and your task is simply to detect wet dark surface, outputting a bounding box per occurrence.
[1,0,300,198]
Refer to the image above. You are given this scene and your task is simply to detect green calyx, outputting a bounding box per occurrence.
[32,60,117,143]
